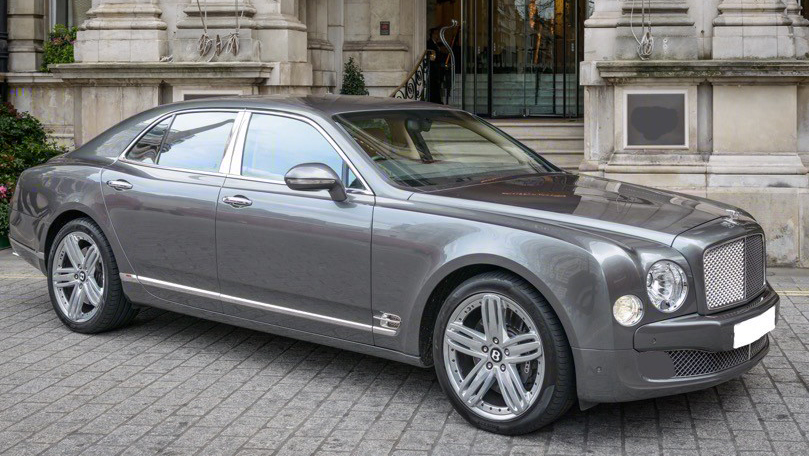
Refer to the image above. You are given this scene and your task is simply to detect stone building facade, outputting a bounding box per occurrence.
[4,0,809,267]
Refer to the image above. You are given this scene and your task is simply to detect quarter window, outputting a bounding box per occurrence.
[126,118,170,164]
[241,114,362,188]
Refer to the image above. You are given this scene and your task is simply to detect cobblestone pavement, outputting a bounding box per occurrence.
[3,250,809,455]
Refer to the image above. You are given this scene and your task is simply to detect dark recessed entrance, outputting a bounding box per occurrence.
[427,0,591,118]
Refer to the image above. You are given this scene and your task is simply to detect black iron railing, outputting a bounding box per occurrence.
[391,50,435,101]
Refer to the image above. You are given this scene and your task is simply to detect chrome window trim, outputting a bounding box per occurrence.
[124,274,396,336]
[229,109,375,196]
[218,110,248,174]
[115,108,244,175]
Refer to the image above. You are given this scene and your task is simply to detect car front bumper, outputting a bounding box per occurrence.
[573,284,779,404]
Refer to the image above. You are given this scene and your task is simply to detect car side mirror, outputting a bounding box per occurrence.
[284,163,347,202]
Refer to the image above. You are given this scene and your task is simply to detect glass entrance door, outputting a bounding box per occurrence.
[428,0,587,117]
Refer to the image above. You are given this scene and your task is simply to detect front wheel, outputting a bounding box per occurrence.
[47,218,138,333]
[433,272,575,435]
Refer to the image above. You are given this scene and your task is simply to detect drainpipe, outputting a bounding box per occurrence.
[0,0,8,102]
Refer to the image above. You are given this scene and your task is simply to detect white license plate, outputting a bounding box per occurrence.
[733,306,776,349]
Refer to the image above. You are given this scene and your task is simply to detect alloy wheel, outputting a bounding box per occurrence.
[443,293,545,421]
[51,232,104,323]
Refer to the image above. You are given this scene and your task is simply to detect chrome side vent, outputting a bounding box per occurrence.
[374,312,402,333]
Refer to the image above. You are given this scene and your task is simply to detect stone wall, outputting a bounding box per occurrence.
[6,74,74,148]
[3,0,423,147]
[581,1,809,267]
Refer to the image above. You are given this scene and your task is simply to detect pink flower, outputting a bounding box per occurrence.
[0,185,6,198]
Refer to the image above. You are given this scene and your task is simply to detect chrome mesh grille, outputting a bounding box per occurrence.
[703,234,765,311]
[667,335,768,378]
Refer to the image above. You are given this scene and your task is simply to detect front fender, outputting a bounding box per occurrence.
[370,203,621,360]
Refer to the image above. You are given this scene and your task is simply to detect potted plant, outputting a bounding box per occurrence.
[340,57,370,95]
[0,103,64,249]
[41,24,78,72]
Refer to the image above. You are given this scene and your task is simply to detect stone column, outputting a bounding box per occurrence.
[253,0,308,63]
[251,0,312,94]
[786,0,809,58]
[712,0,795,58]
[343,0,410,96]
[175,0,258,62]
[74,0,168,62]
[328,0,345,92]
[307,0,336,92]
[7,0,44,72]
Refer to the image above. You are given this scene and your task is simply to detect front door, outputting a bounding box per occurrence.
[215,112,375,344]
[102,110,240,312]
[430,0,587,117]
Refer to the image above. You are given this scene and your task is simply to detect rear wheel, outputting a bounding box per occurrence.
[47,218,138,333]
[433,272,575,434]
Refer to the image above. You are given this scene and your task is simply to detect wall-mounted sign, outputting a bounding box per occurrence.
[625,91,687,148]
[380,21,390,36]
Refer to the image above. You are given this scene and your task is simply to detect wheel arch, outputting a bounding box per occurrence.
[415,255,579,366]
[44,209,95,261]
[42,202,119,268]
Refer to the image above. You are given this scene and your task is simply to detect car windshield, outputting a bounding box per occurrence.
[334,110,558,189]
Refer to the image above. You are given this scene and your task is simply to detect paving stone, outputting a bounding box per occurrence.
[2,250,809,454]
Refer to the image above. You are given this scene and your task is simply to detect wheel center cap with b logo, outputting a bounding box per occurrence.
[78,271,87,282]
[490,348,502,363]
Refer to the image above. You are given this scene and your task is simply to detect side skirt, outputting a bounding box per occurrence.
[122,280,428,368]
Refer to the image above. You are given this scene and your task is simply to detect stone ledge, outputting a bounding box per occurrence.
[343,40,409,52]
[3,72,63,85]
[583,60,809,85]
[49,62,275,85]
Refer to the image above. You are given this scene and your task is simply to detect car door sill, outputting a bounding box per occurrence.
[120,273,397,337]
[126,286,425,367]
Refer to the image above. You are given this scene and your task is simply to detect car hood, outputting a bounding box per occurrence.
[417,173,731,237]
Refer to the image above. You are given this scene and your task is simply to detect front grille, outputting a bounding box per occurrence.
[667,335,768,378]
[703,234,765,311]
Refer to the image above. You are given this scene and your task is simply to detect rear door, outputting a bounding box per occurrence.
[215,111,376,343]
[102,110,242,312]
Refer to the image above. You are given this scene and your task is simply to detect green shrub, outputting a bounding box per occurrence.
[41,24,78,72]
[340,57,369,96]
[0,103,65,237]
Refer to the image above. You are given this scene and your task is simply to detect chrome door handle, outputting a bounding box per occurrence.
[222,195,252,208]
[106,179,133,191]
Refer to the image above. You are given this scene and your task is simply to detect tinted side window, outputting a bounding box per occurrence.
[126,118,170,164]
[241,114,357,187]
[158,112,237,172]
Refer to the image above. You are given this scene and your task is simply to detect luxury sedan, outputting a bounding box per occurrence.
[8,96,778,434]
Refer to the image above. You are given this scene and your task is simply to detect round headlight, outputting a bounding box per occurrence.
[613,295,644,327]
[646,260,688,313]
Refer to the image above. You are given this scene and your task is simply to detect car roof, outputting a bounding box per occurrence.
[69,95,462,162]
[154,94,459,117]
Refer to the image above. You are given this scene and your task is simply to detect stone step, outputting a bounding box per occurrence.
[490,119,584,171]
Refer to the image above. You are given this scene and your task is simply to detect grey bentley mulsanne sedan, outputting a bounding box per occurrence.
[8,96,778,434]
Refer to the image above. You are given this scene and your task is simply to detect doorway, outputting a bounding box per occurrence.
[427,0,589,118]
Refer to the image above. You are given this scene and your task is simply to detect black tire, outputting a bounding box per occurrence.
[47,217,138,333]
[433,271,575,435]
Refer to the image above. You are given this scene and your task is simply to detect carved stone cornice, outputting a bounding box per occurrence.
[178,0,257,29]
[590,60,809,85]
